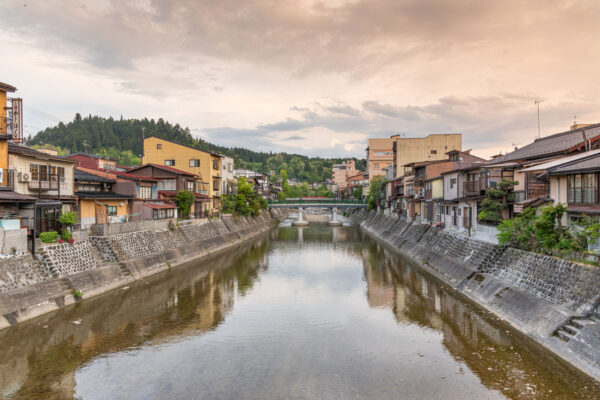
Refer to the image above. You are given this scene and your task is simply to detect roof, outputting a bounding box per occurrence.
[74,169,115,183]
[143,202,177,210]
[115,171,158,182]
[158,190,209,199]
[548,154,600,175]
[0,188,36,202]
[129,163,198,177]
[520,149,600,173]
[0,82,17,93]
[145,136,224,158]
[489,123,600,164]
[8,143,76,163]
[76,191,133,200]
[66,152,118,162]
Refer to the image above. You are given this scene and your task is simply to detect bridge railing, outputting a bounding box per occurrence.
[267,199,367,205]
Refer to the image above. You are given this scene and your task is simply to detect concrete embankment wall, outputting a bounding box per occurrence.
[353,209,600,380]
[0,209,289,329]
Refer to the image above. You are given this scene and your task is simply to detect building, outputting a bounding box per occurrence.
[332,160,358,190]
[366,138,394,183]
[392,134,462,178]
[74,169,133,228]
[221,156,235,195]
[8,143,76,233]
[66,153,118,171]
[142,137,223,211]
[127,164,210,218]
[346,171,367,198]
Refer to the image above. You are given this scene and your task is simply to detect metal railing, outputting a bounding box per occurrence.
[28,180,59,191]
[267,199,367,205]
[463,179,488,196]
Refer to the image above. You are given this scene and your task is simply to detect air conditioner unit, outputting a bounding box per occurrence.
[418,188,425,197]
[18,172,30,182]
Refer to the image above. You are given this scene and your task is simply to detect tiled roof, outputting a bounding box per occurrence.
[488,124,600,164]
[76,191,133,199]
[129,163,197,177]
[8,143,76,163]
[143,202,177,210]
[74,169,115,183]
[548,154,600,174]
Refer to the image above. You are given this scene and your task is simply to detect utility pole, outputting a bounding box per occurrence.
[535,99,544,139]
[141,127,145,160]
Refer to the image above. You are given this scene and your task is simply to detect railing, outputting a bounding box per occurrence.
[267,199,367,205]
[28,180,59,191]
[463,179,488,196]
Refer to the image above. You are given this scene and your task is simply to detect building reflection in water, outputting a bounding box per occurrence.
[360,240,600,399]
[0,240,270,400]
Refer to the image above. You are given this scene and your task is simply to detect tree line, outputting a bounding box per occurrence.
[27,114,365,183]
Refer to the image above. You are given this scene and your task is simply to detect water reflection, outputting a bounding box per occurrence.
[0,226,598,399]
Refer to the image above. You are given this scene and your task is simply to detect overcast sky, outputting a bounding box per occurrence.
[1,0,599,159]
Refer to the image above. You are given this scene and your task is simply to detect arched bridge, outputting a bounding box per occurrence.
[267,199,367,209]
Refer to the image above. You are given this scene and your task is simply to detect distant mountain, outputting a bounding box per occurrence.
[27,114,365,183]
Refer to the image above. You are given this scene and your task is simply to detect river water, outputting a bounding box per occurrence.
[1,224,600,399]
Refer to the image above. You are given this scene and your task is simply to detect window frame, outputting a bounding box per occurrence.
[189,159,200,167]
[164,160,175,166]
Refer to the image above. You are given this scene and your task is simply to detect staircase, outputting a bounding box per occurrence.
[556,314,598,342]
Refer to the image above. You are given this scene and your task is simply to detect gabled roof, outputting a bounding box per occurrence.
[8,143,76,163]
[74,169,115,183]
[547,152,600,175]
[76,191,133,200]
[66,152,118,161]
[489,123,600,164]
[129,163,198,177]
[520,149,600,173]
[0,82,17,93]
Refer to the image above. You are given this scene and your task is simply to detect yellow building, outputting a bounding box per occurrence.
[366,138,394,182]
[0,82,17,186]
[392,134,462,178]
[142,137,223,210]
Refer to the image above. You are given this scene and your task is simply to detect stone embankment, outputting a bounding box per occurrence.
[353,209,600,380]
[0,209,288,329]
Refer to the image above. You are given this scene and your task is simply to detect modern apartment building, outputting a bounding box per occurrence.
[142,137,223,210]
[366,138,394,182]
[332,160,358,190]
[392,134,462,178]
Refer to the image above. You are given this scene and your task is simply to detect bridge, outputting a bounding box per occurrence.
[267,199,368,209]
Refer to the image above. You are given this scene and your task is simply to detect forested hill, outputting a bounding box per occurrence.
[27,114,365,183]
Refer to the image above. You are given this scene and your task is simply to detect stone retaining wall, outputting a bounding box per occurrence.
[353,209,600,380]
[0,210,286,329]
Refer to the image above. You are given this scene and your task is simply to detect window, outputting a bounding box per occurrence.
[187,181,195,191]
[30,164,48,181]
[157,144,162,150]
[78,184,101,191]
[158,179,176,191]
[49,166,65,181]
[374,163,379,169]
[212,159,219,170]
[107,206,117,216]
[446,206,450,215]
[568,173,598,203]
[165,160,175,166]
[139,186,152,199]
[450,178,456,188]
[153,208,175,219]
[374,152,385,156]
[213,180,220,191]
[189,159,200,167]
[431,150,437,155]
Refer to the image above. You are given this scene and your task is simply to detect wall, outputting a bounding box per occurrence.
[0,227,28,254]
[354,209,600,380]
[0,210,286,329]
[8,153,75,196]
[91,218,174,236]
[394,134,462,178]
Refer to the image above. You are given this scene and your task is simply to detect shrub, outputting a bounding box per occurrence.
[175,190,195,219]
[61,229,73,241]
[58,211,79,227]
[73,290,83,299]
[40,231,59,243]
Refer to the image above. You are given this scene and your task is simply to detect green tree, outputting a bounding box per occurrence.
[353,187,363,200]
[222,177,266,216]
[175,191,195,219]
[367,176,385,210]
[478,179,518,223]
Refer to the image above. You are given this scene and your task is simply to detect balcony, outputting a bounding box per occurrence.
[463,178,488,197]
[28,180,59,191]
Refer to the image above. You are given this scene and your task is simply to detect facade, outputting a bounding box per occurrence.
[66,153,117,171]
[332,160,358,190]
[366,138,394,183]
[221,156,235,195]
[142,137,223,210]
[346,171,367,198]
[127,164,209,218]
[8,143,76,233]
[74,169,132,228]
[392,134,462,178]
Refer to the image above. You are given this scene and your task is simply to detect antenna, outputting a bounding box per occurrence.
[573,114,578,126]
[534,99,544,139]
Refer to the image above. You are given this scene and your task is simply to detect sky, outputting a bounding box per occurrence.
[1,0,599,159]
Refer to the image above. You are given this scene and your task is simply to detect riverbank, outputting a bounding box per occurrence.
[352,209,600,381]
[0,209,288,329]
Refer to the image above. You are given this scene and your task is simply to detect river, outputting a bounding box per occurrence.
[1,224,599,399]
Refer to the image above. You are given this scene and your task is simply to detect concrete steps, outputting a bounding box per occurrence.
[556,317,596,342]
